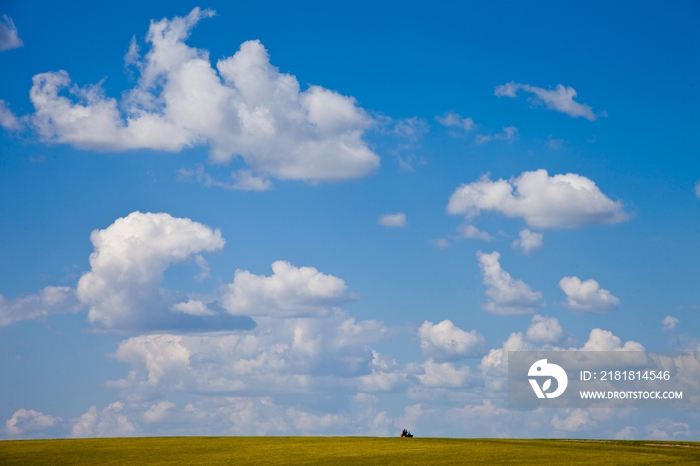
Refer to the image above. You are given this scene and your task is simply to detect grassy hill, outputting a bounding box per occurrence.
[1,437,699,465]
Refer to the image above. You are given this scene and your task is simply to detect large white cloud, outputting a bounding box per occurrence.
[418,320,486,361]
[107,314,389,400]
[0,15,23,51]
[222,261,351,318]
[447,169,628,229]
[5,409,60,436]
[476,251,543,315]
[0,286,81,327]
[76,211,228,330]
[27,8,379,185]
[559,276,620,313]
[495,81,604,121]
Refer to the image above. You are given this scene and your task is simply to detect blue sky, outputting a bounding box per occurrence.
[1,0,699,439]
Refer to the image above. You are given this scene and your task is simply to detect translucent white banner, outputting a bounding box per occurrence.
[508,351,700,408]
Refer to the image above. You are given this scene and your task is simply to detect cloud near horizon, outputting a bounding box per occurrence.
[21,8,379,186]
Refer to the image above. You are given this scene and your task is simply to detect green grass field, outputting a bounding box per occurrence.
[1,437,699,465]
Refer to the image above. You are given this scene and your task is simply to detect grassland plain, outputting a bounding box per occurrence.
[1,437,700,465]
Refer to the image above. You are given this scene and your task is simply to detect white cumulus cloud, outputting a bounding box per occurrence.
[418,320,486,361]
[222,261,351,318]
[662,315,679,331]
[581,328,644,351]
[511,228,543,254]
[27,8,379,186]
[435,111,475,131]
[525,314,563,344]
[559,276,620,313]
[377,212,408,228]
[495,81,605,121]
[0,15,22,51]
[72,402,135,437]
[477,251,543,315]
[143,401,176,423]
[76,211,226,330]
[418,359,471,387]
[447,169,628,229]
[5,409,59,436]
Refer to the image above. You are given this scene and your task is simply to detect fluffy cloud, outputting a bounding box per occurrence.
[495,81,604,121]
[559,276,620,313]
[457,224,494,241]
[0,100,22,130]
[72,402,135,437]
[143,401,176,423]
[662,315,680,331]
[581,329,644,351]
[645,419,693,440]
[551,409,594,432]
[447,169,628,229]
[377,212,408,228]
[418,359,471,387]
[0,286,81,327]
[525,314,563,344]
[27,8,379,185]
[0,15,22,51]
[222,261,351,318]
[615,426,638,440]
[108,315,389,401]
[5,409,60,436]
[431,238,450,249]
[476,251,543,315]
[435,111,475,131]
[418,320,486,361]
[475,126,518,145]
[511,229,542,254]
[75,211,232,330]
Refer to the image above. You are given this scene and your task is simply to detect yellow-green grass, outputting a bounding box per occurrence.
[1,437,699,465]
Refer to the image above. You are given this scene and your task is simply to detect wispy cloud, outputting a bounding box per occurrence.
[475,126,518,145]
[0,15,23,51]
[495,81,605,121]
[435,111,475,132]
[378,212,408,228]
